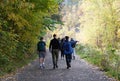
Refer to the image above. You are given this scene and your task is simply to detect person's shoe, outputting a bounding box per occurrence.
[56,65,58,68]
[42,65,45,69]
[40,66,43,69]
[53,66,55,69]
[42,63,45,69]
[69,64,71,67]
[67,66,70,69]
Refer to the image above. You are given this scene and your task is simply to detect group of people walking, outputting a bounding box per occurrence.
[37,34,78,69]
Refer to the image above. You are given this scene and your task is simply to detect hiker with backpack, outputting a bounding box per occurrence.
[63,36,73,69]
[70,38,78,60]
[49,34,61,69]
[37,37,46,69]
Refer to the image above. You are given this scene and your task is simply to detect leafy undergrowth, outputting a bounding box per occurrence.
[0,53,37,77]
[76,44,120,81]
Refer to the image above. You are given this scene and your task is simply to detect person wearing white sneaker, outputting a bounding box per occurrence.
[37,37,46,69]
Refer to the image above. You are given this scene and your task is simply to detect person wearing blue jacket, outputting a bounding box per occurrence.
[63,36,73,69]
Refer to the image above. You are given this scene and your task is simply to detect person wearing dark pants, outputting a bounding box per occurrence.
[52,49,59,68]
[63,36,73,69]
[60,38,65,59]
[49,34,60,69]
[65,54,72,68]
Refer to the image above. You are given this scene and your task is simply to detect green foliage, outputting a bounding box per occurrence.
[43,15,63,30]
[78,0,120,80]
[76,44,102,66]
[0,0,62,76]
[77,44,120,80]
[80,0,120,47]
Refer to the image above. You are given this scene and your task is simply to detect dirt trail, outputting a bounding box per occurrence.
[1,51,116,81]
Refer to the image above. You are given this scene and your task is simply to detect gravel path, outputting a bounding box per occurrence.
[1,51,117,81]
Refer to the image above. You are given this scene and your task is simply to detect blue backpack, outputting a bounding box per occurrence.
[63,41,73,54]
[37,41,45,51]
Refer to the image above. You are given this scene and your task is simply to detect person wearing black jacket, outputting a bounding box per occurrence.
[49,34,60,69]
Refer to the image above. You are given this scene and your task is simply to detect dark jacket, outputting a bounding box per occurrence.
[49,38,60,50]
[62,40,73,55]
[70,40,77,48]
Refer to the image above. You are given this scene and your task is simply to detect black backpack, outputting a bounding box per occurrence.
[38,41,45,51]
